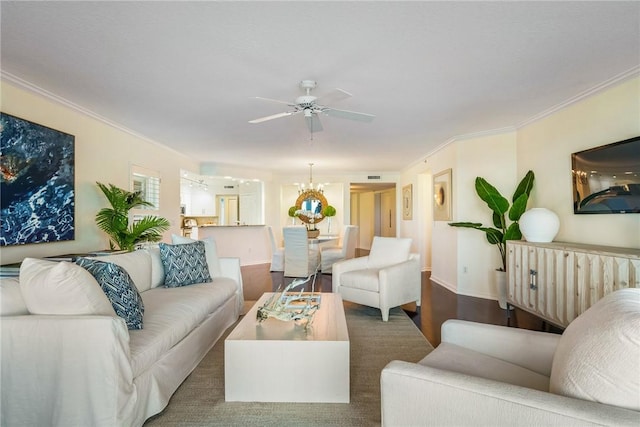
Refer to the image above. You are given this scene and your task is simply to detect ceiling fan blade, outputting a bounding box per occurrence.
[323,108,375,122]
[306,114,323,133]
[253,96,295,106]
[315,88,352,106]
[248,112,293,124]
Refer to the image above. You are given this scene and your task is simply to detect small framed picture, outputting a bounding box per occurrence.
[433,169,452,221]
[402,184,413,220]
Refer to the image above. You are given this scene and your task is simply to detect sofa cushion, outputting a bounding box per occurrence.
[148,246,166,289]
[92,250,152,292]
[76,258,145,330]
[19,258,115,316]
[368,237,412,268]
[340,268,381,292]
[128,278,237,377]
[159,241,212,287]
[171,234,222,278]
[1,277,29,316]
[550,288,640,411]
[420,342,550,392]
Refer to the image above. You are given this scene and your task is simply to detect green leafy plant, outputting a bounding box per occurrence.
[288,206,298,217]
[449,170,534,271]
[95,182,170,251]
[323,205,336,217]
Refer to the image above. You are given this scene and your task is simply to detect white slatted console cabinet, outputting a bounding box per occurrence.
[506,240,640,328]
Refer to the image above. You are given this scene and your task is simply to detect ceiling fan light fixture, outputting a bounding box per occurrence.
[248,80,374,131]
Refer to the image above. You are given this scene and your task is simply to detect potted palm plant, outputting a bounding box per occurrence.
[95,182,170,251]
[448,170,534,308]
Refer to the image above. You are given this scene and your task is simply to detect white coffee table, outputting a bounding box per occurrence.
[224,292,350,403]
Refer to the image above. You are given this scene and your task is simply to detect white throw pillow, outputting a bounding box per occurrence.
[368,237,412,269]
[92,249,152,292]
[171,234,222,278]
[19,258,116,316]
[549,288,640,411]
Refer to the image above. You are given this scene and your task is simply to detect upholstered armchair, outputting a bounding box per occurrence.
[320,225,359,274]
[381,288,640,426]
[283,226,319,277]
[332,236,420,321]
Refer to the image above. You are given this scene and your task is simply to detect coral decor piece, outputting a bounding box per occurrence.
[256,267,321,330]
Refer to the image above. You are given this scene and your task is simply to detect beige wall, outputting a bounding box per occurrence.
[425,75,640,300]
[1,81,199,265]
[517,77,640,248]
[4,73,637,300]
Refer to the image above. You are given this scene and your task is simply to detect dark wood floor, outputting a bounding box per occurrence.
[265,269,562,347]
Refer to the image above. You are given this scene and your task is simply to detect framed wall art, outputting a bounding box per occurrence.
[433,168,452,221]
[402,184,413,220]
[0,113,75,246]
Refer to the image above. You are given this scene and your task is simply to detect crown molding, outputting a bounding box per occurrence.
[516,65,640,129]
[416,65,640,168]
[423,126,518,160]
[0,70,187,158]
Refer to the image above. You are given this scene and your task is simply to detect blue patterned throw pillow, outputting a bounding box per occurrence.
[159,241,212,287]
[75,258,145,330]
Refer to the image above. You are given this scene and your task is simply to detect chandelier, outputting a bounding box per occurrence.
[298,163,323,195]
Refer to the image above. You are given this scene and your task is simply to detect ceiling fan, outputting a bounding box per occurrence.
[248,80,375,134]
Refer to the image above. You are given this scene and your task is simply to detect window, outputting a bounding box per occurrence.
[131,165,161,210]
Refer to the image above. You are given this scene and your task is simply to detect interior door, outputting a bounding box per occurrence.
[216,195,239,225]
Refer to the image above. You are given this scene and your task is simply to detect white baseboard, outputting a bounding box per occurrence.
[429,275,498,303]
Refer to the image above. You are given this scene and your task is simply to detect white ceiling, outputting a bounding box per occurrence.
[1,1,639,176]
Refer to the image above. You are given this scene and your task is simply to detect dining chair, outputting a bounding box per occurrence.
[267,226,284,272]
[320,225,359,274]
[283,226,320,277]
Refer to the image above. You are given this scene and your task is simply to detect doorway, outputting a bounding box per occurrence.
[350,183,397,250]
[216,195,239,226]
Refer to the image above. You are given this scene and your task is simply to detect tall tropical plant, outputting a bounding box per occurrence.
[95,182,170,251]
[449,170,535,271]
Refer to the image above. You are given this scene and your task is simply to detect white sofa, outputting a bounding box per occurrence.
[380,288,640,426]
[1,246,244,427]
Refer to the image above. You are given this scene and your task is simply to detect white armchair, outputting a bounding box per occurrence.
[332,236,420,321]
[381,288,640,426]
[320,225,358,273]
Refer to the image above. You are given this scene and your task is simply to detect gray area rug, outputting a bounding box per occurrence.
[145,302,433,426]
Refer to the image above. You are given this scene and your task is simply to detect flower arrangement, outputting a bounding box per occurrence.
[295,209,322,230]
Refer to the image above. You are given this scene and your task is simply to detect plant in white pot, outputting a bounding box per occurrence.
[448,170,535,309]
[288,206,298,225]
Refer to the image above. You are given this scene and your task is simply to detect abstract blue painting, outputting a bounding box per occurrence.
[0,113,75,246]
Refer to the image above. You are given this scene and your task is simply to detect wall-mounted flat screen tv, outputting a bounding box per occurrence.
[572,136,640,214]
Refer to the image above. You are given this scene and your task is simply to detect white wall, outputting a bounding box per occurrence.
[400,160,433,272]
[1,81,199,265]
[454,131,517,299]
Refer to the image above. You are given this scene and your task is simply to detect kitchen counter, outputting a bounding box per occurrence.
[196,225,270,266]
